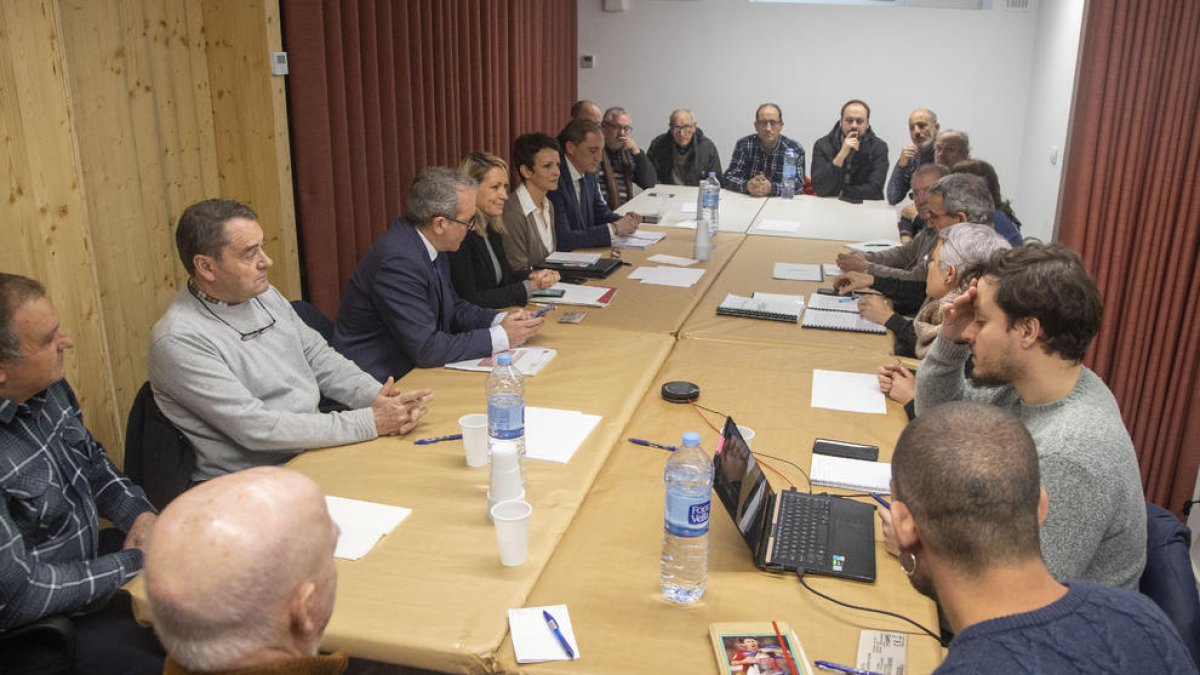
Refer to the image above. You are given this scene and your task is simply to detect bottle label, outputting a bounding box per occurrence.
[487,402,524,439]
[783,163,797,180]
[702,191,719,209]
[665,494,710,538]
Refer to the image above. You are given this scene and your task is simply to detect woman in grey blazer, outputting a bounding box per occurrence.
[502,133,563,270]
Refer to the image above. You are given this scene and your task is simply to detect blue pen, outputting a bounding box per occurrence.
[838,296,857,303]
[628,438,678,451]
[814,660,883,675]
[414,434,463,445]
[870,493,891,509]
[542,610,575,659]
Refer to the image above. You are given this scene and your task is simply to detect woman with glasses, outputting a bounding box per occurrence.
[447,152,559,309]
[501,133,565,271]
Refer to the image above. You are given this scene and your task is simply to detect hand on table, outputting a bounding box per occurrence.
[372,379,434,436]
[833,271,874,294]
[612,213,641,236]
[835,252,869,273]
[858,294,893,325]
[529,269,560,290]
[501,310,544,347]
[746,173,772,197]
[877,362,915,407]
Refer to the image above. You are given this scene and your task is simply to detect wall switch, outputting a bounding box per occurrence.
[270,51,289,76]
[1049,145,1059,165]
[580,54,596,69]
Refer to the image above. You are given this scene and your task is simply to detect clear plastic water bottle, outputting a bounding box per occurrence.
[486,353,524,470]
[781,147,797,199]
[660,432,714,604]
[701,172,721,237]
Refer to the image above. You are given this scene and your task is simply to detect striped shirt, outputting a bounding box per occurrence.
[723,134,806,196]
[0,380,153,629]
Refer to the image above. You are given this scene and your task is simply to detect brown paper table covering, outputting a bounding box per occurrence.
[678,236,902,352]
[493,339,943,674]
[546,227,745,335]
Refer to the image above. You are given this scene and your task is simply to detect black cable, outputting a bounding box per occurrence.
[694,403,729,417]
[749,451,812,492]
[795,570,947,647]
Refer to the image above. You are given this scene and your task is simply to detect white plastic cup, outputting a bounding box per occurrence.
[487,488,525,522]
[737,425,755,449]
[491,500,532,566]
[459,414,488,467]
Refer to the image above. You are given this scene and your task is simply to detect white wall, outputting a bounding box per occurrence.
[578,0,1075,242]
[1013,0,1085,242]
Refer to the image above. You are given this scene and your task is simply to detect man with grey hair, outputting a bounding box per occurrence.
[596,106,656,207]
[145,467,342,674]
[334,167,544,381]
[647,108,723,186]
[835,172,994,314]
[934,129,971,168]
[886,107,939,205]
[150,199,433,483]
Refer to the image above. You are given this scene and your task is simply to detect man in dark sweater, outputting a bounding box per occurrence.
[647,108,723,187]
[889,402,1194,674]
[596,106,656,208]
[810,99,889,201]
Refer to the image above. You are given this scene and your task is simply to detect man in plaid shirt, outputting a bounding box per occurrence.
[0,273,161,673]
[723,103,806,197]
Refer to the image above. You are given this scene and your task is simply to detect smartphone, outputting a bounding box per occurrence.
[533,303,556,318]
[531,288,565,298]
[816,287,839,296]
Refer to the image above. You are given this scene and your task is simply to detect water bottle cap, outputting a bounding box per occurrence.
[681,432,701,446]
[497,353,513,365]
[707,171,716,178]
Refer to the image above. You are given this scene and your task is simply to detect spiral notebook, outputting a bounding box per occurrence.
[801,293,886,334]
[717,293,802,323]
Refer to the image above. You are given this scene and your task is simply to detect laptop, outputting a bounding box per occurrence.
[714,417,877,582]
[535,256,623,279]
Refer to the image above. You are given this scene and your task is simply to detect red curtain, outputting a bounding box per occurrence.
[1058,0,1200,512]
[282,0,577,315]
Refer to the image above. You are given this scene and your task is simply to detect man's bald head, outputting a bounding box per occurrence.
[570,99,603,125]
[146,467,338,671]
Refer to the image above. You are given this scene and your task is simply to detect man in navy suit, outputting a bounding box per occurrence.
[334,167,544,381]
[548,118,642,250]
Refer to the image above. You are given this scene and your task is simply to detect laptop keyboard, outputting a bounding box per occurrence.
[772,490,831,569]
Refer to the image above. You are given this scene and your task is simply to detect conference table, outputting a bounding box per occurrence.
[748,195,899,242]
[616,185,767,233]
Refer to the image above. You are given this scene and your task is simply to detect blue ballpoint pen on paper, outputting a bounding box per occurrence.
[542,610,575,659]
[413,434,463,445]
[838,296,857,303]
[870,493,891,509]
[628,438,678,451]
[814,660,883,675]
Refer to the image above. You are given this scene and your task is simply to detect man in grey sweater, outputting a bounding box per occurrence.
[150,199,433,481]
[907,242,1146,589]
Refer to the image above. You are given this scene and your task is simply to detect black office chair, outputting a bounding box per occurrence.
[1140,502,1200,666]
[291,299,335,342]
[124,382,197,510]
[0,614,75,675]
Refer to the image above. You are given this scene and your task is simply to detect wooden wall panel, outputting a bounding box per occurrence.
[0,0,122,455]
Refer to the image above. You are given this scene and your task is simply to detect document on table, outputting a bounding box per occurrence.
[525,407,602,463]
[824,263,843,277]
[846,239,901,253]
[857,630,907,675]
[509,604,580,663]
[324,496,412,560]
[773,262,823,281]
[549,282,616,307]
[669,219,701,230]
[810,454,892,493]
[807,293,860,312]
[810,369,887,414]
[647,254,698,266]
[756,218,801,232]
[545,251,601,265]
[627,266,706,287]
[444,347,557,376]
[611,230,666,249]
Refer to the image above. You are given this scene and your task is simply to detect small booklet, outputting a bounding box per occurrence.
[717,293,802,323]
[810,453,892,493]
[443,347,556,376]
[710,621,811,675]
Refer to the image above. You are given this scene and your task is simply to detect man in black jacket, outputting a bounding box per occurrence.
[596,106,656,208]
[647,108,723,186]
[811,99,889,201]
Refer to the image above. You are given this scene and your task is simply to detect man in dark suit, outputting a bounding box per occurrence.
[334,167,544,381]
[547,118,641,250]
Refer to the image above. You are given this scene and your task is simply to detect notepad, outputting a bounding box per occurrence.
[509,605,580,663]
[525,407,601,463]
[717,293,802,323]
[772,262,823,281]
[810,454,892,493]
[545,251,601,265]
[802,310,886,334]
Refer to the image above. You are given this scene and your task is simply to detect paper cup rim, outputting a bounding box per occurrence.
[490,499,532,521]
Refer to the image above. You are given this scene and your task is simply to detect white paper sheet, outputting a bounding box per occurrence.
[325,496,412,560]
[646,254,698,267]
[525,407,602,463]
[627,266,705,287]
[669,219,700,230]
[824,263,844,277]
[772,262,823,281]
[756,218,801,232]
[810,369,887,414]
[752,292,805,307]
[545,251,601,265]
[549,282,614,307]
[509,604,580,663]
[807,293,860,313]
[681,202,697,214]
[611,230,666,249]
[857,630,907,675]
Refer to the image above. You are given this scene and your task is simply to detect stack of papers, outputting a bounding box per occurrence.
[756,219,801,232]
[772,262,823,281]
[544,251,601,265]
[810,370,887,414]
[548,282,616,307]
[627,266,705,287]
[646,254,698,267]
[509,605,580,663]
[444,348,556,376]
[325,496,412,560]
[846,239,901,253]
[526,407,602,463]
[611,230,666,248]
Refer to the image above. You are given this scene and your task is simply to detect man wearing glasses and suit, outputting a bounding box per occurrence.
[334,167,544,382]
[150,199,433,482]
[548,118,642,250]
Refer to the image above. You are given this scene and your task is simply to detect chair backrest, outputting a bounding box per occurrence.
[124,382,196,510]
[1141,502,1200,666]
[291,299,334,342]
[0,614,75,674]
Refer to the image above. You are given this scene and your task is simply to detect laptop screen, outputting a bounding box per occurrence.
[714,418,773,555]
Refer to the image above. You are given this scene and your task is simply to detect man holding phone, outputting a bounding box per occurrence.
[811,99,889,201]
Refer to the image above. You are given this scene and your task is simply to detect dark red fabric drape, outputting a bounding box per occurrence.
[282,0,577,315]
[1058,0,1200,513]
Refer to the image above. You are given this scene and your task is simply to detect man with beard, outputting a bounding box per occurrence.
[912,243,1146,589]
[888,402,1193,674]
[811,99,889,201]
[886,108,939,206]
[596,106,656,207]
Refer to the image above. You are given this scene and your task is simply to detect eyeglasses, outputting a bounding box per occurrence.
[603,122,633,133]
[443,215,476,232]
[670,124,696,133]
[193,294,277,341]
[755,119,783,128]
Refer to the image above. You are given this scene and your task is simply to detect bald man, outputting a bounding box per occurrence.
[145,467,343,674]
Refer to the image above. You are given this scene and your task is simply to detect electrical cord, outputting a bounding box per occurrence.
[795,569,947,647]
